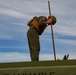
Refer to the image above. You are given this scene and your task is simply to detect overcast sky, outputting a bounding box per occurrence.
[0,0,76,63]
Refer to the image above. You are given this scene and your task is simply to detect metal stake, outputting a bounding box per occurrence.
[48,0,56,60]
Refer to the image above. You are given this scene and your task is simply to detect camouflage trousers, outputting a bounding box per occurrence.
[27,26,40,61]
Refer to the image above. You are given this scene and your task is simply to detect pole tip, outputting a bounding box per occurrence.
[48,0,50,2]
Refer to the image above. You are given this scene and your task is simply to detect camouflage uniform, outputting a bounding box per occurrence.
[27,16,47,61]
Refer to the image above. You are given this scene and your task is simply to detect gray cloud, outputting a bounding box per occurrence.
[0,52,75,63]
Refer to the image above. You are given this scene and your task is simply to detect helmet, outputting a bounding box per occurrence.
[48,15,57,25]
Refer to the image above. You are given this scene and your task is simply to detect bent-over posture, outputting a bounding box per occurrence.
[27,16,57,61]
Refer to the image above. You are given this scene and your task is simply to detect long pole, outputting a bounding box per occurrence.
[48,0,56,60]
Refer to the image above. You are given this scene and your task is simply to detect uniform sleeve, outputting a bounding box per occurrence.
[38,16,47,27]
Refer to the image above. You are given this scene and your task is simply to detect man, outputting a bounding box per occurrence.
[27,15,57,61]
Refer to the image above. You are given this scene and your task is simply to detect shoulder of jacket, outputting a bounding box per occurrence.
[38,16,47,21]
